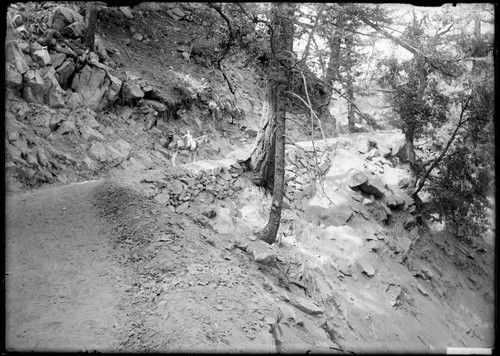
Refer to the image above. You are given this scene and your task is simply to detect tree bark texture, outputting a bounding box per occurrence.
[259,84,286,244]
[84,3,98,51]
[407,57,427,175]
[344,35,356,132]
[249,86,276,191]
[318,35,342,133]
[253,2,294,244]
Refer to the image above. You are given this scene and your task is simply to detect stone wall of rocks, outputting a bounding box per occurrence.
[283,144,333,211]
[152,163,246,213]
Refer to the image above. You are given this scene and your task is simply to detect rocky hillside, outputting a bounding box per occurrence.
[5,2,274,191]
[4,2,495,353]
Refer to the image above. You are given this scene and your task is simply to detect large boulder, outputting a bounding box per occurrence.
[57,120,77,134]
[106,144,129,166]
[79,125,104,141]
[50,6,84,31]
[87,142,107,162]
[250,240,277,266]
[50,52,67,68]
[119,7,134,19]
[5,40,29,74]
[41,67,66,108]
[66,92,83,108]
[167,8,186,21]
[144,99,167,112]
[32,48,52,67]
[357,136,370,154]
[403,215,417,230]
[75,111,100,129]
[121,81,145,101]
[59,21,85,38]
[56,59,75,89]
[71,64,108,109]
[107,74,122,102]
[111,139,131,160]
[318,206,353,227]
[356,259,376,277]
[359,176,386,198]
[384,192,406,210]
[23,69,45,103]
[348,169,368,188]
[370,202,390,224]
[365,148,380,160]
[44,88,66,108]
[391,138,407,161]
[374,141,391,157]
[289,295,324,316]
[6,63,23,88]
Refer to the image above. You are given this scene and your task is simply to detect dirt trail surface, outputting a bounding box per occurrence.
[5,146,495,353]
[5,180,125,352]
[5,177,332,352]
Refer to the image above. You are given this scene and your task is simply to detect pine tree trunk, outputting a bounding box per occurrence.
[405,127,416,172]
[252,2,294,244]
[406,58,426,176]
[84,3,98,51]
[319,35,342,134]
[347,77,355,132]
[249,86,276,191]
[259,83,286,244]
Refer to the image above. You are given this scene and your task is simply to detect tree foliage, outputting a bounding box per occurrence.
[370,4,494,237]
[425,68,494,238]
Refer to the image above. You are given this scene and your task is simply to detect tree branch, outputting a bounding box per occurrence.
[435,22,454,38]
[358,14,457,77]
[331,86,376,130]
[207,4,236,97]
[300,4,325,63]
[411,97,472,198]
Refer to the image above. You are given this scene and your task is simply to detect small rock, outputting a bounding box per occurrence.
[235,240,249,251]
[421,268,434,280]
[201,206,217,218]
[167,8,186,21]
[351,193,363,202]
[79,125,104,141]
[339,268,352,276]
[32,48,52,66]
[175,201,190,213]
[154,192,170,205]
[357,260,375,277]
[348,169,368,188]
[403,216,417,230]
[417,283,429,296]
[365,148,380,160]
[359,177,386,198]
[357,136,370,154]
[250,240,277,265]
[360,209,371,220]
[289,296,324,316]
[387,285,402,307]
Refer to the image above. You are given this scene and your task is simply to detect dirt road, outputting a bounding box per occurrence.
[5,180,125,352]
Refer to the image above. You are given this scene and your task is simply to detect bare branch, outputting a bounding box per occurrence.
[331,86,376,130]
[435,22,454,38]
[300,4,326,63]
